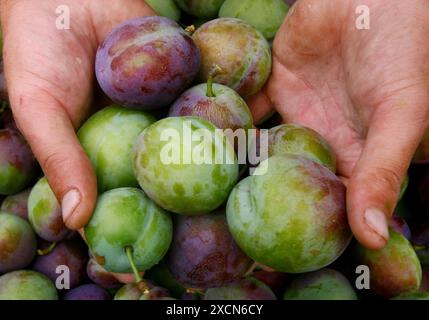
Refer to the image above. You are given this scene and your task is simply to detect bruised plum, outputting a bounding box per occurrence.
[283,269,357,300]
[0,212,36,273]
[193,18,271,97]
[28,177,73,242]
[175,0,225,19]
[63,284,110,300]
[226,155,351,273]
[0,129,37,195]
[1,188,31,221]
[355,228,422,298]
[96,16,200,110]
[204,277,276,300]
[167,212,253,289]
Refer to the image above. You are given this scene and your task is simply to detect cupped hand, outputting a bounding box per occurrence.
[0,0,154,230]
[249,0,429,249]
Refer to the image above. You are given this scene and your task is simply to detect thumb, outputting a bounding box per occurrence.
[9,93,97,230]
[347,90,429,250]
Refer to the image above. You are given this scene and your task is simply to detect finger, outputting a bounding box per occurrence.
[347,91,429,250]
[9,92,97,230]
[246,89,274,125]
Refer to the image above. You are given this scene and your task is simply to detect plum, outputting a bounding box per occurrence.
[114,282,171,300]
[391,291,429,300]
[87,258,122,289]
[422,267,429,292]
[145,262,187,297]
[32,240,88,289]
[95,16,200,110]
[78,105,156,192]
[252,270,289,296]
[175,0,225,19]
[413,128,429,163]
[133,117,239,215]
[0,270,58,300]
[412,221,429,267]
[1,188,31,221]
[63,284,110,300]
[389,214,411,241]
[267,124,336,172]
[28,177,73,242]
[192,18,271,97]
[227,155,351,273]
[204,277,276,300]
[0,212,36,273]
[145,0,181,21]
[219,0,289,40]
[85,188,173,273]
[355,228,421,298]
[167,212,253,289]
[169,82,253,131]
[283,269,357,300]
[0,129,37,195]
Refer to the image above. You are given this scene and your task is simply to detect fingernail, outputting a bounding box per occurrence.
[62,189,81,223]
[364,208,389,241]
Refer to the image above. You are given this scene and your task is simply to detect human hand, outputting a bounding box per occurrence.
[249,0,429,249]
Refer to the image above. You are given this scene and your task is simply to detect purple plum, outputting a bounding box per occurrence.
[204,277,276,300]
[1,188,31,221]
[63,284,110,300]
[86,258,122,289]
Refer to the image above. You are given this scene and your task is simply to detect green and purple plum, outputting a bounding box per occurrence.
[95,16,200,110]
[355,228,421,298]
[0,270,58,300]
[169,82,253,131]
[114,283,171,300]
[267,124,336,172]
[193,18,271,97]
[219,0,289,40]
[87,258,122,289]
[1,188,31,221]
[0,129,37,195]
[226,155,351,273]
[133,117,239,215]
[283,269,357,300]
[204,277,276,300]
[78,105,156,192]
[145,0,181,21]
[175,0,225,19]
[0,213,36,273]
[84,188,173,273]
[28,177,73,242]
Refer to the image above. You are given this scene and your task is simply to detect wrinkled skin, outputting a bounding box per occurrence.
[0,212,36,273]
[28,177,73,242]
[169,83,253,131]
[32,240,88,289]
[63,284,110,300]
[85,188,173,273]
[283,268,357,300]
[227,155,351,273]
[145,0,181,21]
[193,18,271,97]
[96,16,200,110]
[175,0,225,19]
[0,129,37,195]
[204,277,276,300]
[267,124,336,172]
[355,228,422,298]
[133,117,239,215]
[167,212,253,289]
[0,270,58,300]
[87,258,122,289]
[1,188,31,221]
[219,0,289,40]
[78,105,156,192]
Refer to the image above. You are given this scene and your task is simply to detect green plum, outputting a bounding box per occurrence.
[355,228,422,298]
[78,105,156,192]
[204,277,276,300]
[0,213,36,273]
[226,155,351,273]
[283,269,358,300]
[0,270,58,300]
[175,0,225,19]
[85,188,173,273]
[219,0,289,40]
[133,116,239,215]
[267,124,336,172]
[28,177,72,242]
[145,0,181,21]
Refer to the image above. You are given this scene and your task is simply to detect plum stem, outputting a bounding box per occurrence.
[185,25,196,35]
[125,246,143,284]
[206,75,215,98]
[37,242,57,256]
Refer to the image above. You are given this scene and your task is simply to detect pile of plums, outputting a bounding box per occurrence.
[1,0,429,300]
